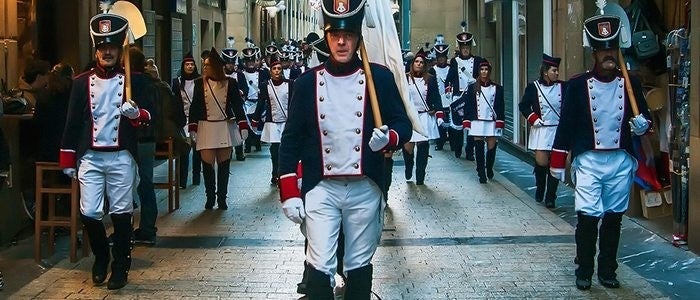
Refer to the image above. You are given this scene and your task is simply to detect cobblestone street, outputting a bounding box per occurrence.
[3,145,692,299]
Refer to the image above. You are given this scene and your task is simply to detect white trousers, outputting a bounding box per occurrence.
[305,177,384,278]
[78,150,138,219]
[572,150,637,217]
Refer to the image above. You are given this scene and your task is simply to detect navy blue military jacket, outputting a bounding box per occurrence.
[445,54,484,92]
[252,78,293,123]
[552,71,651,162]
[518,79,567,125]
[188,77,247,125]
[460,81,505,122]
[60,66,155,168]
[279,57,412,197]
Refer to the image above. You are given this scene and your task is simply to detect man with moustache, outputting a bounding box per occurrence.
[277,0,411,297]
[60,13,154,290]
[550,15,652,290]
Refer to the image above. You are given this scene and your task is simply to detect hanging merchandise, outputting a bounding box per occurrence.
[665,26,689,247]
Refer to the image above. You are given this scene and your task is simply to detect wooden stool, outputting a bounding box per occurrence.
[34,162,87,263]
[155,138,180,212]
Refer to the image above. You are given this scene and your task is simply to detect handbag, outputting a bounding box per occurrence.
[631,8,660,60]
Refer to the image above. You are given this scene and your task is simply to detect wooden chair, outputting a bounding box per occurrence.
[34,162,87,263]
[154,138,180,212]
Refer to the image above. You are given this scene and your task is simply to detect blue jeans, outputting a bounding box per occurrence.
[135,142,157,237]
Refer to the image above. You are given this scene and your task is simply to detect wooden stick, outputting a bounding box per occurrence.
[617,49,640,116]
[359,41,382,128]
[122,38,136,107]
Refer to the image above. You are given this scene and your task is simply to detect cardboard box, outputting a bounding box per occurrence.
[640,188,673,219]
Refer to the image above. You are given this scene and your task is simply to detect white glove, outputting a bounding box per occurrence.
[189,131,197,143]
[240,129,249,141]
[436,118,445,127]
[282,197,305,224]
[63,168,77,179]
[533,119,545,128]
[368,125,390,152]
[629,114,650,136]
[550,168,566,182]
[120,101,140,119]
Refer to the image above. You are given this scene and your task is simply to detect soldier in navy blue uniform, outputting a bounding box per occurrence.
[60,13,155,290]
[550,15,651,290]
[250,59,292,185]
[519,54,566,208]
[459,60,504,183]
[237,44,265,153]
[429,35,451,151]
[263,41,279,71]
[221,44,246,161]
[445,23,484,160]
[277,0,411,298]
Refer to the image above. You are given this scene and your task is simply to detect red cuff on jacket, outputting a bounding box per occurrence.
[550,149,567,169]
[250,119,259,129]
[382,129,399,150]
[462,120,471,129]
[435,111,444,120]
[237,120,250,131]
[137,109,151,122]
[527,113,540,125]
[59,149,76,169]
[188,123,198,132]
[279,173,301,202]
[495,120,505,128]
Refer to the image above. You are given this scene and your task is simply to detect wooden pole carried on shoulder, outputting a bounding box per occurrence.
[617,49,640,116]
[359,40,383,128]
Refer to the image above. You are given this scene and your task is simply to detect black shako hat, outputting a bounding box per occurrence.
[90,13,128,48]
[433,44,449,57]
[583,15,621,50]
[221,49,238,64]
[321,0,367,33]
[542,53,561,68]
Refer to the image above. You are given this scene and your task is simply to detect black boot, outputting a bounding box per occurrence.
[108,213,133,290]
[474,140,486,183]
[270,143,280,185]
[254,135,262,152]
[383,156,394,202]
[297,261,309,295]
[80,215,110,285]
[545,173,560,208]
[486,146,497,179]
[306,266,334,300]
[598,212,623,288]
[534,165,547,202]
[465,135,475,161]
[402,148,414,181]
[345,264,373,300]
[235,145,246,161]
[191,146,201,185]
[202,162,216,209]
[415,142,429,185]
[449,128,463,158]
[216,160,230,210]
[575,212,600,290]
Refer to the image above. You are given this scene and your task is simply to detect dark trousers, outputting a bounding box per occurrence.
[135,142,157,237]
[180,140,202,186]
[269,143,280,180]
[448,127,463,158]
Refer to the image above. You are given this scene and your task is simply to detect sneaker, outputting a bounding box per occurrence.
[672,234,688,246]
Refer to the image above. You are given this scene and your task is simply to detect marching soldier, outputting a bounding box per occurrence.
[550,15,651,290]
[222,43,247,161]
[403,48,441,185]
[445,22,484,160]
[519,54,566,208]
[281,43,302,80]
[173,52,202,187]
[60,12,155,289]
[459,60,504,184]
[277,0,411,298]
[237,43,265,153]
[429,35,451,151]
[250,59,292,185]
[263,41,279,71]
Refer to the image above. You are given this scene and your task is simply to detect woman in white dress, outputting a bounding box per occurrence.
[461,60,504,183]
[518,54,565,208]
[251,59,292,185]
[402,50,442,185]
[188,48,249,210]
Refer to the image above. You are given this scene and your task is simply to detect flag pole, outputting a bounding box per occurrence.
[360,40,383,127]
